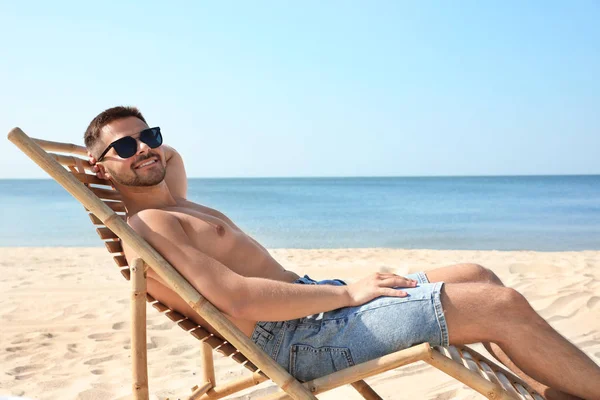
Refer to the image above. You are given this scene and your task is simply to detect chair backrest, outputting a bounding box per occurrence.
[19,135,260,372]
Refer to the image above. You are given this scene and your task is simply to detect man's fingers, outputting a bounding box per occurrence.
[376,272,397,278]
[88,152,98,165]
[379,277,417,288]
[380,288,408,297]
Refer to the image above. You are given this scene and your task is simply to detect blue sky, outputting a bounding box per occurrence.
[1,1,599,178]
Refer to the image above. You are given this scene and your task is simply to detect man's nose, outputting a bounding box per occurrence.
[136,138,151,154]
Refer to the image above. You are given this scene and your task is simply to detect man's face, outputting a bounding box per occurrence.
[97,117,167,187]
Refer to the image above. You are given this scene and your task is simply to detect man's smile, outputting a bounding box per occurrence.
[133,157,160,169]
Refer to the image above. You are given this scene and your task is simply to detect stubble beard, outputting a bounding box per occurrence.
[107,164,167,187]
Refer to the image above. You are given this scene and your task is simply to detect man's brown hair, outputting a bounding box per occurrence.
[84,106,147,156]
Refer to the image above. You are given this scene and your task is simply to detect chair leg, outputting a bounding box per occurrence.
[350,380,382,400]
[131,258,149,400]
[189,382,212,400]
[199,372,268,400]
[200,341,216,385]
[187,342,216,400]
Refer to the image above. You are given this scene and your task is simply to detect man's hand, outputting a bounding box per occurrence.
[87,153,105,180]
[345,272,417,307]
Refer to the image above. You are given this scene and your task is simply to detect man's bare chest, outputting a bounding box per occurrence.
[168,205,260,267]
[167,207,243,255]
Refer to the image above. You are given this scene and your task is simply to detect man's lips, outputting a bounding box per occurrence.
[133,157,159,169]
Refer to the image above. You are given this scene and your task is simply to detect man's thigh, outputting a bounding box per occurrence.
[440,282,513,345]
[423,262,501,285]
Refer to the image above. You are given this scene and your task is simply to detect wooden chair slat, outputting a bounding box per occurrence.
[231,352,248,364]
[89,187,122,201]
[113,255,128,267]
[89,213,125,225]
[105,240,124,254]
[120,268,131,280]
[457,345,540,396]
[243,362,260,373]
[479,361,502,386]
[33,137,87,156]
[189,327,212,341]
[515,383,534,400]
[437,346,451,359]
[204,336,224,348]
[177,319,198,331]
[97,227,118,240]
[104,201,126,212]
[152,302,170,313]
[216,343,237,357]
[447,346,464,365]
[72,172,112,186]
[145,294,156,303]
[461,349,481,374]
[496,372,522,398]
[50,153,92,170]
[166,310,186,322]
[89,213,103,225]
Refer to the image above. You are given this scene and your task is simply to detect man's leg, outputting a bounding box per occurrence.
[424,263,505,287]
[425,263,531,372]
[425,264,590,399]
[439,281,600,399]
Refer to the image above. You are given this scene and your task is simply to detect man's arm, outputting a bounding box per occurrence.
[161,145,187,199]
[130,210,417,322]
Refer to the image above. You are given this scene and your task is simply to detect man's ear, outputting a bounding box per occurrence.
[96,163,110,180]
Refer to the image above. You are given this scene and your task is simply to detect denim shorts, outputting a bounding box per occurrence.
[251,272,448,382]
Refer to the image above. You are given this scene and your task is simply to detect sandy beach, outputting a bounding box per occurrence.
[1,247,599,400]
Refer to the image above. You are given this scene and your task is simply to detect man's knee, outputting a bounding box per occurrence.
[492,286,532,319]
[449,285,532,340]
[442,283,529,344]
[460,263,504,286]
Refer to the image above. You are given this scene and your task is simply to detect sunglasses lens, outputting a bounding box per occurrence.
[140,127,162,149]
[112,136,138,158]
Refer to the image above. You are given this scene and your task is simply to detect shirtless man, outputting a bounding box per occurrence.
[85,106,600,400]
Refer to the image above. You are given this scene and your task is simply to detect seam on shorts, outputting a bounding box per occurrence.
[265,322,287,361]
[415,271,430,284]
[431,281,450,346]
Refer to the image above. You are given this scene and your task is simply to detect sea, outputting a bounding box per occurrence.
[1,175,599,251]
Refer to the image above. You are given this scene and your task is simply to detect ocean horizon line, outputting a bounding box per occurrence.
[2,173,599,181]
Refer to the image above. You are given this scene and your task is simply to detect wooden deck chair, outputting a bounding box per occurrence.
[8,127,545,400]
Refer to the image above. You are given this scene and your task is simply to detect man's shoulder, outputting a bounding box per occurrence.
[128,208,181,235]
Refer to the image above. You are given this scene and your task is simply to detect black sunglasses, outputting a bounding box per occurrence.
[98,127,163,161]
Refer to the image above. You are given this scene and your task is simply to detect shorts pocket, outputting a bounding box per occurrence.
[289,344,354,382]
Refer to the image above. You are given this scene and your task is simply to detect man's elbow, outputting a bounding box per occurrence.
[227,299,260,321]
[191,292,245,319]
[226,300,247,320]
[212,281,253,320]
[225,288,263,321]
